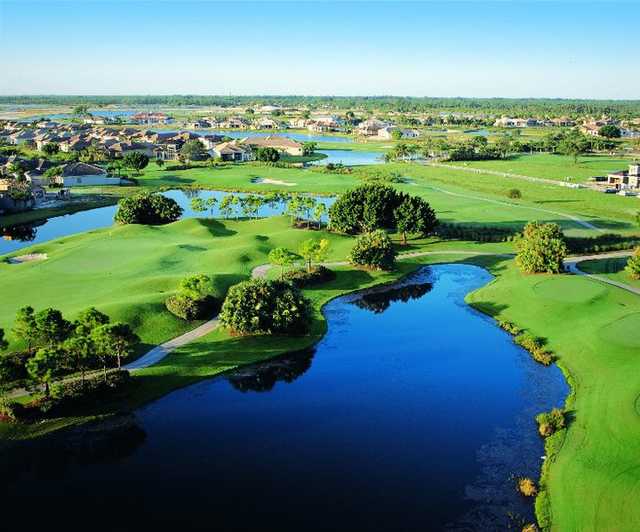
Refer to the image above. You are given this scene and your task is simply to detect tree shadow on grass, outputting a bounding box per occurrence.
[468,300,509,317]
[199,218,237,237]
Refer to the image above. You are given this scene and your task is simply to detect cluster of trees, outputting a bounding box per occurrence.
[219,279,311,335]
[192,192,327,228]
[166,274,220,320]
[329,184,437,243]
[268,238,331,279]
[7,95,640,119]
[0,306,139,403]
[255,147,281,162]
[515,222,567,274]
[115,192,183,225]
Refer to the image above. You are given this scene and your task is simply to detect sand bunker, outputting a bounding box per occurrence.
[7,253,48,264]
[251,177,297,187]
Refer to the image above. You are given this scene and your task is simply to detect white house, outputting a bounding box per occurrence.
[377,126,420,140]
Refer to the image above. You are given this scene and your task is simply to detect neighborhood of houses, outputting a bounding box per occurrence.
[1,108,640,214]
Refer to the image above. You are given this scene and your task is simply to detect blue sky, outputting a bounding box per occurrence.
[1,1,638,98]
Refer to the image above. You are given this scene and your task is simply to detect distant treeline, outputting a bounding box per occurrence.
[1,95,639,118]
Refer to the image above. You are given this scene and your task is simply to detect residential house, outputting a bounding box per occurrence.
[52,162,122,187]
[377,126,420,140]
[221,117,250,129]
[198,134,227,151]
[252,118,282,130]
[240,135,303,156]
[210,141,253,162]
[494,117,539,128]
[357,118,388,136]
[607,164,640,190]
[108,141,155,158]
[59,135,92,152]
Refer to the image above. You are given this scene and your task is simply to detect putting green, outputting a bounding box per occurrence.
[532,275,608,303]
[599,313,640,349]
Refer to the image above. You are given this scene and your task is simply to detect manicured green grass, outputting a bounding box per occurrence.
[579,256,640,289]
[461,153,634,183]
[467,263,640,531]
[0,216,356,354]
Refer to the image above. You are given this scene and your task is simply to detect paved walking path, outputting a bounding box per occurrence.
[565,251,640,295]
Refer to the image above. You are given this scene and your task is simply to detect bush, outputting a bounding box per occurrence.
[283,266,336,288]
[536,408,565,437]
[114,192,183,225]
[507,188,522,199]
[625,246,640,280]
[515,222,567,274]
[166,294,218,320]
[517,477,538,497]
[498,319,522,335]
[219,279,312,335]
[255,147,280,162]
[349,230,396,271]
[0,401,27,422]
[515,332,555,366]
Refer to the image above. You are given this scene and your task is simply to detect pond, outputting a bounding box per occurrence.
[1,264,568,531]
[0,190,335,255]
[315,148,384,166]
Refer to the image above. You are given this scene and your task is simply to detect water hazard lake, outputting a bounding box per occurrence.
[2,264,568,531]
[0,190,335,255]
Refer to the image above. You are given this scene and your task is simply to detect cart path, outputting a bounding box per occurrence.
[565,251,640,295]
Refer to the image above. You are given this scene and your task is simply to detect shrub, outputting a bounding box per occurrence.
[508,188,522,199]
[625,246,640,280]
[114,192,183,225]
[0,401,27,422]
[515,222,567,274]
[166,294,218,320]
[515,332,555,366]
[165,274,219,320]
[536,408,565,437]
[498,319,522,335]
[349,230,396,271]
[517,477,538,497]
[255,147,280,162]
[283,266,336,288]
[219,279,312,335]
[522,524,539,532]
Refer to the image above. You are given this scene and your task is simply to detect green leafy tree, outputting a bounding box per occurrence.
[180,139,207,162]
[122,151,149,174]
[268,247,298,279]
[191,197,207,214]
[393,195,437,244]
[219,194,236,219]
[219,279,312,335]
[312,202,327,229]
[63,335,96,385]
[598,125,621,138]
[179,274,214,300]
[515,222,567,274]
[508,188,522,199]
[298,238,330,272]
[349,230,396,271]
[34,308,72,348]
[206,196,218,215]
[115,192,183,225]
[302,142,317,156]
[92,322,139,372]
[41,142,59,156]
[329,184,402,234]
[26,347,62,396]
[558,131,589,163]
[12,306,36,350]
[624,247,640,280]
[255,147,280,162]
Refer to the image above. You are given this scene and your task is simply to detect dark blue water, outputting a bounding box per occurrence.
[0,190,335,255]
[2,265,568,531]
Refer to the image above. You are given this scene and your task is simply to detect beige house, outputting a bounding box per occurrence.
[52,162,122,187]
[377,126,420,140]
[211,141,252,162]
[607,164,640,190]
[240,135,303,156]
[357,118,388,136]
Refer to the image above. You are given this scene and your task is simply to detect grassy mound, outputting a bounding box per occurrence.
[532,276,607,303]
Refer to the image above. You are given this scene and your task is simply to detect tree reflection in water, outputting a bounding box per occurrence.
[352,282,433,314]
[1,222,41,242]
[226,349,315,393]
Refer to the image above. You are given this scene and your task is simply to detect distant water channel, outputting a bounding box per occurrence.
[2,264,568,531]
[0,190,335,255]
